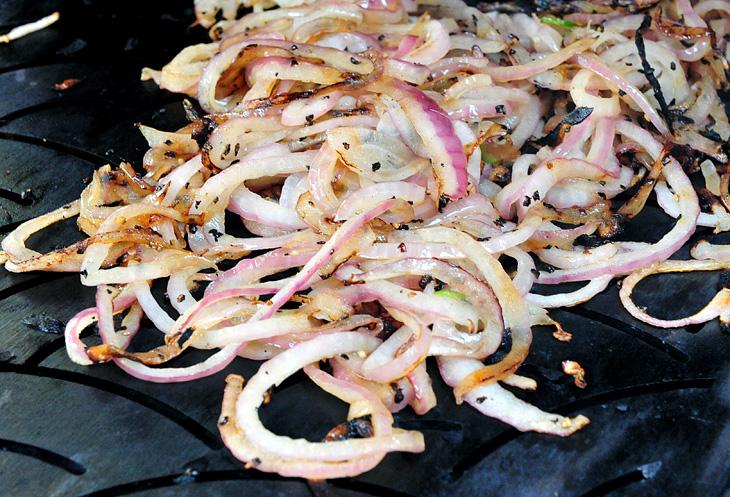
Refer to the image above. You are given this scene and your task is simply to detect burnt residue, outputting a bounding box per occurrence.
[653,8,716,41]
[636,14,674,134]
[22,314,65,335]
[668,144,703,173]
[478,0,575,15]
[438,194,451,213]
[484,327,512,365]
[418,275,433,290]
[535,106,593,147]
[391,383,405,404]
[177,327,195,348]
[588,0,660,13]
[599,149,667,237]
[323,415,374,442]
[191,116,218,149]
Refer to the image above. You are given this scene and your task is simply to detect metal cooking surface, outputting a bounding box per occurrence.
[0,1,729,496]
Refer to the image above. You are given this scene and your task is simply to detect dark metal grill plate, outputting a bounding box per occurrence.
[1,2,729,496]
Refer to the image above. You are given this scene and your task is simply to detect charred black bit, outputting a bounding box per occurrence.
[176,294,186,303]
[191,116,217,148]
[371,161,381,171]
[177,327,195,347]
[290,58,299,67]
[585,0,660,13]
[350,56,361,65]
[392,383,405,403]
[80,269,88,278]
[600,149,666,238]
[323,415,373,442]
[188,223,198,233]
[397,242,407,253]
[418,274,433,290]
[668,144,701,173]
[532,190,540,201]
[208,228,224,241]
[636,14,674,134]
[523,196,532,207]
[535,106,593,147]
[475,396,486,404]
[342,142,350,150]
[217,416,229,426]
[668,108,694,126]
[699,129,723,142]
[22,313,65,335]
[562,106,594,126]
[164,150,177,159]
[395,224,410,230]
[250,457,262,467]
[382,317,398,335]
[164,139,173,146]
[496,104,506,115]
[438,194,451,212]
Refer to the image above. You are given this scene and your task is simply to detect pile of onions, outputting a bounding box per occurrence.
[4,0,730,479]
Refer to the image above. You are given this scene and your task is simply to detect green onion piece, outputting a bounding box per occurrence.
[434,289,467,301]
[480,145,498,165]
[540,16,578,29]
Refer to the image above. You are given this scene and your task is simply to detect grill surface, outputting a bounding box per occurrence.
[1,2,729,496]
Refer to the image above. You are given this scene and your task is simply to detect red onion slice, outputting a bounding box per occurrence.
[234,332,424,462]
[376,80,468,200]
[573,53,671,138]
[539,122,700,284]
[438,357,589,435]
[619,259,730,328]
[484,38,594,82]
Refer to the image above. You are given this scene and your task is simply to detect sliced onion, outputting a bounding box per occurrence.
[335,182,426,221]
[619,259,730,328]
[375,80,468,200]
[401,20,450,65]
[234,332,425,462]
[574,53,671,137]
[438,357,589,435]
[538,122,700,284]
[484,38,594,82]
